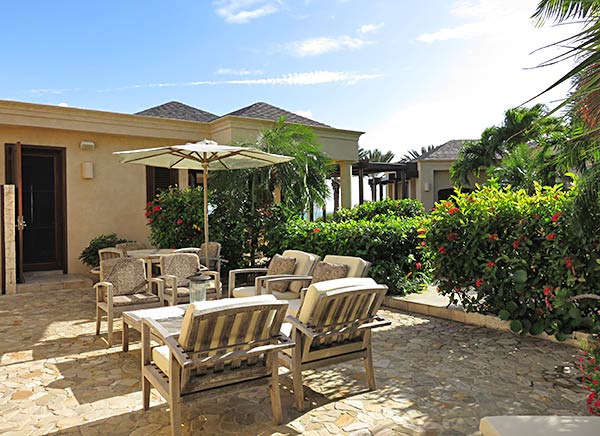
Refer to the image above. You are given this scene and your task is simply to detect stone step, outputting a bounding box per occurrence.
[16,272,93,293]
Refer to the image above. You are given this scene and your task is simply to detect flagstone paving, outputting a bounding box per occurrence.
[0,287,588,435]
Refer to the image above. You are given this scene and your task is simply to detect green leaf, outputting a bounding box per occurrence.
[510,320,523,333]
[568,305,581,319]
[513,269,528,283]
[530,322,545,335]
[506,301,519,313]
[498,309,510,320]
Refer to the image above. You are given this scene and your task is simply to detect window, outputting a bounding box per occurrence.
[146,166,178,202]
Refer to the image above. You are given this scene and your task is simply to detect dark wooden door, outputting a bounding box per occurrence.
[5,144,66,274]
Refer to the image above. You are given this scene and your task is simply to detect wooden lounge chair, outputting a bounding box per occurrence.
[94,257,162,346]
[175,242,227,272]
[228,249,320,299]
[280,277,390,410]
[90,247,124,276]
[156,253,221,305]
[264,255,372,316]
[141,295,294,436]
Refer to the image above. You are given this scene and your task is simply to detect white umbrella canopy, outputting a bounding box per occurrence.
[114,139,293,265]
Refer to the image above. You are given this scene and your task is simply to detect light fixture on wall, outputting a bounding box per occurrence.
[424,182,431,192]
[80,141,96,150]
[81,162,94,179]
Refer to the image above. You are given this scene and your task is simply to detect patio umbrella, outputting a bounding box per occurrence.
[114,139,293,266]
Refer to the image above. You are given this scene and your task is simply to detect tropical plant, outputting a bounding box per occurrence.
[450,104,569,188]
[358,147,395,163]
[423,181,600,340]
[79,233,131,267]
[579,335,600,415]
[334,198,424,222]
[399,145,436,162]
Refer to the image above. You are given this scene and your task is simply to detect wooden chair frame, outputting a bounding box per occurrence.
[279,284,390,410]
[141,300,294,436]
[156,270,222,305]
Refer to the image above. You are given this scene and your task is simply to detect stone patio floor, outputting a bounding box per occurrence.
[0,287,588,436]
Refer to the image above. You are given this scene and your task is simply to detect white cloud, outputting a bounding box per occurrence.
[216,68,263,76]
[294,109,313,118]
[361,0,577,155]
[357,23,384,35]
[285,36,370,57]
[214,0,280,24]
[58,102,69,107]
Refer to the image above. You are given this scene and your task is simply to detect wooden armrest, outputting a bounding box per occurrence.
[284,314,318,338]
[360,315,392,330]
[94,281,113,303]
[142,318,189,366]
[228,268,268,294]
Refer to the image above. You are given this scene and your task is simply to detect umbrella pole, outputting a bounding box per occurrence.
[203,161,210,268]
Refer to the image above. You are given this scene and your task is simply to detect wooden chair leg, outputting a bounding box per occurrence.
[291,336,305,411]
[170,357,183,436]
[269,356,283,424]
[142,375,151,410]
[170,399,182,436]
[95,306,101,335]
[364,333,376,390]
[107,314,113,347]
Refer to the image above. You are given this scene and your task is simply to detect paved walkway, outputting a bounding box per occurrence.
[0,288,587,435]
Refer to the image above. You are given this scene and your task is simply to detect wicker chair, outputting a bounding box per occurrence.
[229,250,320,299]
[115,241,146,256]
[280,277,390,410]
[94,257,161,346]
[156,253,221,305]
[141,295,293,435]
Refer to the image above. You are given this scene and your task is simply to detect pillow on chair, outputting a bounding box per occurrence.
[266,254,297,292]
[311,261,349,284]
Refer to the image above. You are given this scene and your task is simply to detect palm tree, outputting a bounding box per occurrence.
[532,0,600,233]
[399,145,437,162]
[358,148,395,163]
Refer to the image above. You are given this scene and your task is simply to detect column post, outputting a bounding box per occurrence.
[338,161,353,209]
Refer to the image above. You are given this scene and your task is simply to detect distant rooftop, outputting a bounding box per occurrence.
[415,139,473,161]
[135,101,219,123]
[136,101,330,128]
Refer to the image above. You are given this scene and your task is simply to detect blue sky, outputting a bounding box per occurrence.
[1,0,575,158]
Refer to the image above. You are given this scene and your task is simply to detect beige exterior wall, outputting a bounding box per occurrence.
[0,100,362,276]
[416,160,486,210]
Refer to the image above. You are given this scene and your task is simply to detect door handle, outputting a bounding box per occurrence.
[16,215,27,231]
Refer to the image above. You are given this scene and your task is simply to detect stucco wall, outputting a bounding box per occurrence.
[0,125,199,275]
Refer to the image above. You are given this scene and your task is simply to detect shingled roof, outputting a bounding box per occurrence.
[135,101,219,122]
[224,102,331,128]
[416,139,473,161]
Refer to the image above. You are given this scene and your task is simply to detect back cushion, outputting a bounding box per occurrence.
[322,255,369,277]
[283,250,320,293]
[266,254,297,292]
[101,258,147,296]
[310,261,349,285]
[161,253,199,286]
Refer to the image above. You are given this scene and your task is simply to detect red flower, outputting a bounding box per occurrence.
[447,232,458,241]
[153,205,161,212]
[486,261,495,268]
[551,212,562,222]
[420,241,427,247]
[448,207,459,215]
[489,234,498,240]
[146,201,152,207]
[438,246,446,254]
[543,286,553,296]
[546,233,556,241]
[475,278,484,287]
[144,211,151,217]
[147,219,153,224]
[313,227,321,233]
[564,256,574,269]
[443,201,453,207]
[263,210,271,216]
[415,262,422,269]
[177,219,183,225]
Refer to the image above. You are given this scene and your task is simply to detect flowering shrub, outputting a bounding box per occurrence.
[423,182,600,339]
[334,198,425,222]
[145,187,247,270]
[580,337,600,415]
[265,208,431,295]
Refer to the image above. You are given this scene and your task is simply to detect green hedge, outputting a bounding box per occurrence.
[334,198,425,222]
[424,183,600,339]
[265,212,431,295]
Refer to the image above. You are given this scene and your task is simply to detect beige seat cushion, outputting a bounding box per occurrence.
[286,299,302,317]
[232,286,258,298]
[322,255,369,278]
[480,416,600,436]
[152,345,171,375]
[310,261,349,284]
[266,254,297,292]
[282,250,320,293]
[112,292,159,307]
[272,290,300,301]
[178,295,281,347]
[298,277,378,324]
